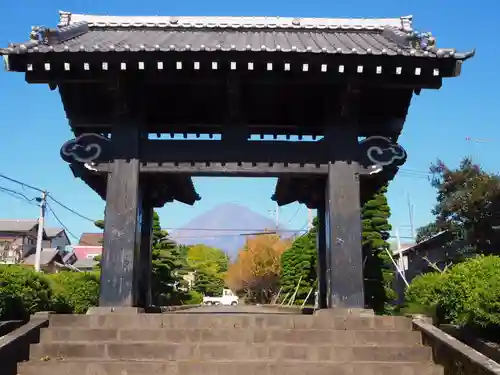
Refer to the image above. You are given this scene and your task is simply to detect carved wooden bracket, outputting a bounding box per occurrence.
[60,133,111,163]
[357,135,407,174]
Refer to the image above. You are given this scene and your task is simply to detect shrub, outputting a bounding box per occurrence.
[0,265,52,320]
[439,255,500,328]
[404,255,500,329]
[184,290,203,305]
[47,271,100,314]
[405,271,445,308]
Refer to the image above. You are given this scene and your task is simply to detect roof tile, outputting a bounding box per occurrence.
[0,219,38,232]
[1,12,474,63]
[79,233,103,246]
[30,29,412,56]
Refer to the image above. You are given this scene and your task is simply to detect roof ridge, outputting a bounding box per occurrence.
[58,11,413,31]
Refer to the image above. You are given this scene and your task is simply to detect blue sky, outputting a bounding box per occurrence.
[0,0,498,245]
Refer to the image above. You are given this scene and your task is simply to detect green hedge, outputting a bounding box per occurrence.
[0,265,204,320]
[47,271,100,314]
[0,265,100,320]
[0,265,53,320]
[404,255,500,329]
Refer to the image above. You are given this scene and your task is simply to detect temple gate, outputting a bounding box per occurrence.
[1,11,473,310]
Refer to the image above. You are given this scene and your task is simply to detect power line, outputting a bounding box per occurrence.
[0,173,44,193]
[285,205,302,225]
[168,227,308,232]
[0,185,38,206]
[47,194,97,223]
[46,202,81,242]
[46,202,97,246]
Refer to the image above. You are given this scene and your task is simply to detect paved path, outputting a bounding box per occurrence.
[175,304,300,314]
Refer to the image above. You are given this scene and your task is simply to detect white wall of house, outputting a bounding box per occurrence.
[0,233,37,263]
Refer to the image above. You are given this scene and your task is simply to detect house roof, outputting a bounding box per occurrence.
[0,219,38,233]
[45,227,63,238]
[1,11,474,60]
[22,248,62,266]
[78,233,103,246]
[73,258,98,269]
[394,231,450,256]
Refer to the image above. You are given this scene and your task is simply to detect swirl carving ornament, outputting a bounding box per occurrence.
[358,136,407,168]
[60,133,111,163]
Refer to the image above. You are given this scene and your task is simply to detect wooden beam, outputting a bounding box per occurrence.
[141,140,331,163]
[21,52,445,89]
[93,162,328,176]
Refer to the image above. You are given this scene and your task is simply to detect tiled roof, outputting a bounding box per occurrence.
[0,219,38,232]
[45,227,64,238]
[23,248,61,266]
[73,258,98,269]
[1,11,474,60]
[78,232,103,246]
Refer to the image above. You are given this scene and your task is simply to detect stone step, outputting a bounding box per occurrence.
[40,327,423,346]
[18,360,444,375]
[30,342,432,362]
[47,314,413,331]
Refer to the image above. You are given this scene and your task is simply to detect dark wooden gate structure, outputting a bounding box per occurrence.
[1,11,473,310]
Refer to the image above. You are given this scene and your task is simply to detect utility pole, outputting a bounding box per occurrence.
[307,208,313,230]
[395,226,402,270]
[268,203,280,230]
[34,191,47,272]
[407,192,416,242]
[396,226,401,252]
[275,202,279,229]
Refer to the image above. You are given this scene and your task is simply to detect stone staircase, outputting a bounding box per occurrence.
[18,312,443,375]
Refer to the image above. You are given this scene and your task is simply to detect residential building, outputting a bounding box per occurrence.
[72,258,99,272]
[42,227,71,250]
[392,230,467,303]
[0,219,48,264]
[71,232,103,261]
[21,248,66,273]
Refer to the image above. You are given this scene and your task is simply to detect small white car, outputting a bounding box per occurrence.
[203,289,239,306]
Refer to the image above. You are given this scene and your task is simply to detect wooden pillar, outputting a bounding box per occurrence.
[325,159,364,308]
[316,201,328,309]
[99,121,142,307]
[138,200,153,308]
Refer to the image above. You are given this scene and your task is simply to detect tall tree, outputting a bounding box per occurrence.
[186,244,229,274]
[193,269,225,296]
[226,234,291,303]
[185,244,229,296]
[362,185,396,313]
[420,157,500,255]
[280,217,318,305]
[416,222,441,243]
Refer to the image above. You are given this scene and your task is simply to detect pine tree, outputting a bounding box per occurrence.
[362,185,396,313]
[193,269,224,296]
[150,212,187,305]
[279,217,318,305]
